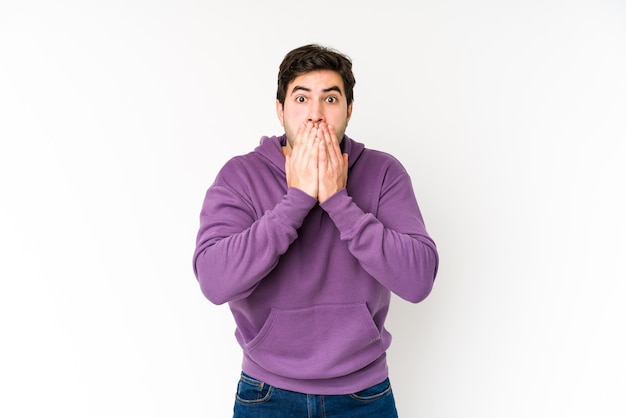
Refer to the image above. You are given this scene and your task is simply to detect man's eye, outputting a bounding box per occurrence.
[326,96,337,103]
[296,96,306,103]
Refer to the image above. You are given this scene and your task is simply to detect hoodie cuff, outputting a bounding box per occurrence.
[320,189,367,235]
[270,187,318,230]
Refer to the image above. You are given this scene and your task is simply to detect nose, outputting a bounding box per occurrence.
[307,101,324,125]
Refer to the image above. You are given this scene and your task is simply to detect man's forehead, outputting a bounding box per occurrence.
[288,70,345,94]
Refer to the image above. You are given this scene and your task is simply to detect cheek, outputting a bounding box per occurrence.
[285,110,306,126]
[330,110,348,125]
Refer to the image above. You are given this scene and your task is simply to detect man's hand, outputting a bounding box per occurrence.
[284,122,348,203]
[285,121,319,199]
[317,123,348,204]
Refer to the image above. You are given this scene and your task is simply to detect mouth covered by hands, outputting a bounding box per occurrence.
[284,121,349,204]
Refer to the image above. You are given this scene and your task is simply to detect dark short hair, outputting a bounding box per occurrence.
[276,44,355,108]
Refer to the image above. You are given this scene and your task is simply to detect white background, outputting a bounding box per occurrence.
[1,0,625,417]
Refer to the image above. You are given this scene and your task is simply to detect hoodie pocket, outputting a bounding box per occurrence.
[245,302,384,380]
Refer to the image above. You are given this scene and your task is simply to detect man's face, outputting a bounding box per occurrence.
[276,69,353,148]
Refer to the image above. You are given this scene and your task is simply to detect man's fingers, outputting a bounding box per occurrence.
[285,121,320,199]
[319,123,341,168]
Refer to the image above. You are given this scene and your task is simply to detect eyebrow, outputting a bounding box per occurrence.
[291,85,344,95]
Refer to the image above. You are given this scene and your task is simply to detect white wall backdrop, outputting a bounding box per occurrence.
[1,0,625,417]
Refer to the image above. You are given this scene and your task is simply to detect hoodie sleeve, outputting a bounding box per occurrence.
[320,162,439,303]
[193,161,317,305]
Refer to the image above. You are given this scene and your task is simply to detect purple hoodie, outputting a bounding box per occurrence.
[193,134,438,395]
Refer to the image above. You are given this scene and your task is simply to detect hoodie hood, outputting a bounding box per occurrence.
[254,134,366,174]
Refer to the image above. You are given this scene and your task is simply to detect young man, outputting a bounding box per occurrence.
[193,44,439,417]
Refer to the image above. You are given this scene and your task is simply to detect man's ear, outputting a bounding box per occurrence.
[346,103,353,124]
[276,100,284,127]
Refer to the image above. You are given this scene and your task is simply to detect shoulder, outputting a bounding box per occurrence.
[215,151,267,184]
[218,135,283,176]
[356,147,408,175]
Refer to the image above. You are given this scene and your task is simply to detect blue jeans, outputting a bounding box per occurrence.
[233,372,399,418]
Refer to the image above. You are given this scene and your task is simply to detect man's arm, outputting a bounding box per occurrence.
[193,171,316,305]
[321,168,439,304]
